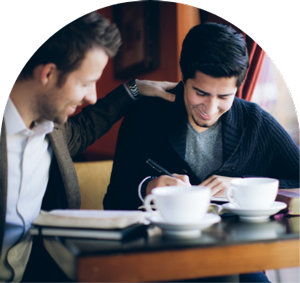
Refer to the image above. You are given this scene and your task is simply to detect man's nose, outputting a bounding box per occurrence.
[205,96,218,114]
[84,85,97,105]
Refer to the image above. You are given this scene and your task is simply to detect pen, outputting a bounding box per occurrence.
[146,159,175,178]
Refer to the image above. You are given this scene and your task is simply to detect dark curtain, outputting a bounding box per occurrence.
[199,9,266,101]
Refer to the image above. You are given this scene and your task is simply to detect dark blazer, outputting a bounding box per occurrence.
[0,85,133,254]
[104,82,300,210]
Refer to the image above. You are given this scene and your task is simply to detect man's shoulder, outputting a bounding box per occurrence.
[233,96,261,110]
[125,88,180,122]
[231,97,278,130]
[122,98,171,134]
[232,97,266,118]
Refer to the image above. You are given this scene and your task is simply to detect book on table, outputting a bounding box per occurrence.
[275,188,299,215]
[30,210,149,240]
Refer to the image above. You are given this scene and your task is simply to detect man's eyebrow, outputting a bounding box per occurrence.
[192,86,235,96]
[193,87,210,95]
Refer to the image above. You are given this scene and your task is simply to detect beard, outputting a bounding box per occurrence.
[39,102,66,124]
[191,115,210,128]
[36,89,67,125]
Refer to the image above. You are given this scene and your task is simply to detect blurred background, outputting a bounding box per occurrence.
[72,1,299,162]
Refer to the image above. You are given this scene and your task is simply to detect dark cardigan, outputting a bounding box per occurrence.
[104,82,300,210]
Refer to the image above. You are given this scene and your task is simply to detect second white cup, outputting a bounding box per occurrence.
[226,178,279,209]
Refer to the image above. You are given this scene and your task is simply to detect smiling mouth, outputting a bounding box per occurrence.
[196,109,214,120]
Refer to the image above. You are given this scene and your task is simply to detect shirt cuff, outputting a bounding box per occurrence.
[138,176,151,202]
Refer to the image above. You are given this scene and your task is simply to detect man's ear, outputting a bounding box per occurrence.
[35,63,57,86]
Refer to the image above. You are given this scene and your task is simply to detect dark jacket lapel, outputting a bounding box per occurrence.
[46,125,81,209]
[166,82,188,160]
[217,97,245,175]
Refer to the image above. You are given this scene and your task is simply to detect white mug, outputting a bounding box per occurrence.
[225,178,279,209]
[144,186,211,224]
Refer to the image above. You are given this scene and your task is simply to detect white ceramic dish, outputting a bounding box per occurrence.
[222,201,287,222]
[147,213,221,238]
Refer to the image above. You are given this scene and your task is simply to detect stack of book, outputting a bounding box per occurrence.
[30,210,149,240]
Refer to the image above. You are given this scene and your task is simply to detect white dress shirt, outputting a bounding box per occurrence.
[0,98,54,282]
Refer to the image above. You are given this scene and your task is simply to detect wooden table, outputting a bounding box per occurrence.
[44,215,300,282]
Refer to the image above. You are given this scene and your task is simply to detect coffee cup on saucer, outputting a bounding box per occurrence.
[144,186,211,224]
[225,178,279,209]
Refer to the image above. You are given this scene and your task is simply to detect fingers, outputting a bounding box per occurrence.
[200,175,233,197]
[136,80,176,102]
[173,173,191,185]
[204,178,226,197]
[154,174,190,187]
[156,90,176,102]
[161,82,177,91]
[146,174,190,195]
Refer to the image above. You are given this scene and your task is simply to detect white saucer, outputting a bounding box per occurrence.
[147,213,221,238]
[222,201,287,222]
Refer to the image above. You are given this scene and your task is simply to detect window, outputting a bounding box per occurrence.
[252,55,299,146]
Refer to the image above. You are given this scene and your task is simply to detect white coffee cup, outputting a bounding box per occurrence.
[144,186,211,224]
[225,178,279,209]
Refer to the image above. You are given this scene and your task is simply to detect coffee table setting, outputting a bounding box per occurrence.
[144,177,287,238]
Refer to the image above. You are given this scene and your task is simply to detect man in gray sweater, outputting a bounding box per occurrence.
[106,23,299,209]
[106,23,299,282]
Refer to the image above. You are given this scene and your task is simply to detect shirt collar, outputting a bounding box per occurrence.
[4,98,54,136]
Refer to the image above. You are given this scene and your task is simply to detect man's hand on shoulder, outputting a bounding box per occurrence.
[146,174,191,195]
[136,80,177,102]
[200,175,241,197]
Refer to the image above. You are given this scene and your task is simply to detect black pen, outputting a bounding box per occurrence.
[146,159,176,178]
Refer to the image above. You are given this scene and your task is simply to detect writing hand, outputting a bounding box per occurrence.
[146,174,191,196]
[136,80,177,102]
[200,175,240,197]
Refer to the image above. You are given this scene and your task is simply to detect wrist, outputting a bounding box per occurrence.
[139,176,157,201]
[141,176,154,199]
[125,78,140,100]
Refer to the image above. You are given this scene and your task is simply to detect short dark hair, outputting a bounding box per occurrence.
[19,12,121,86]
[180,23,249,87]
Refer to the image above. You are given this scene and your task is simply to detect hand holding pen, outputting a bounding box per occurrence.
[146,159,176,178]
[145,159,191,195]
